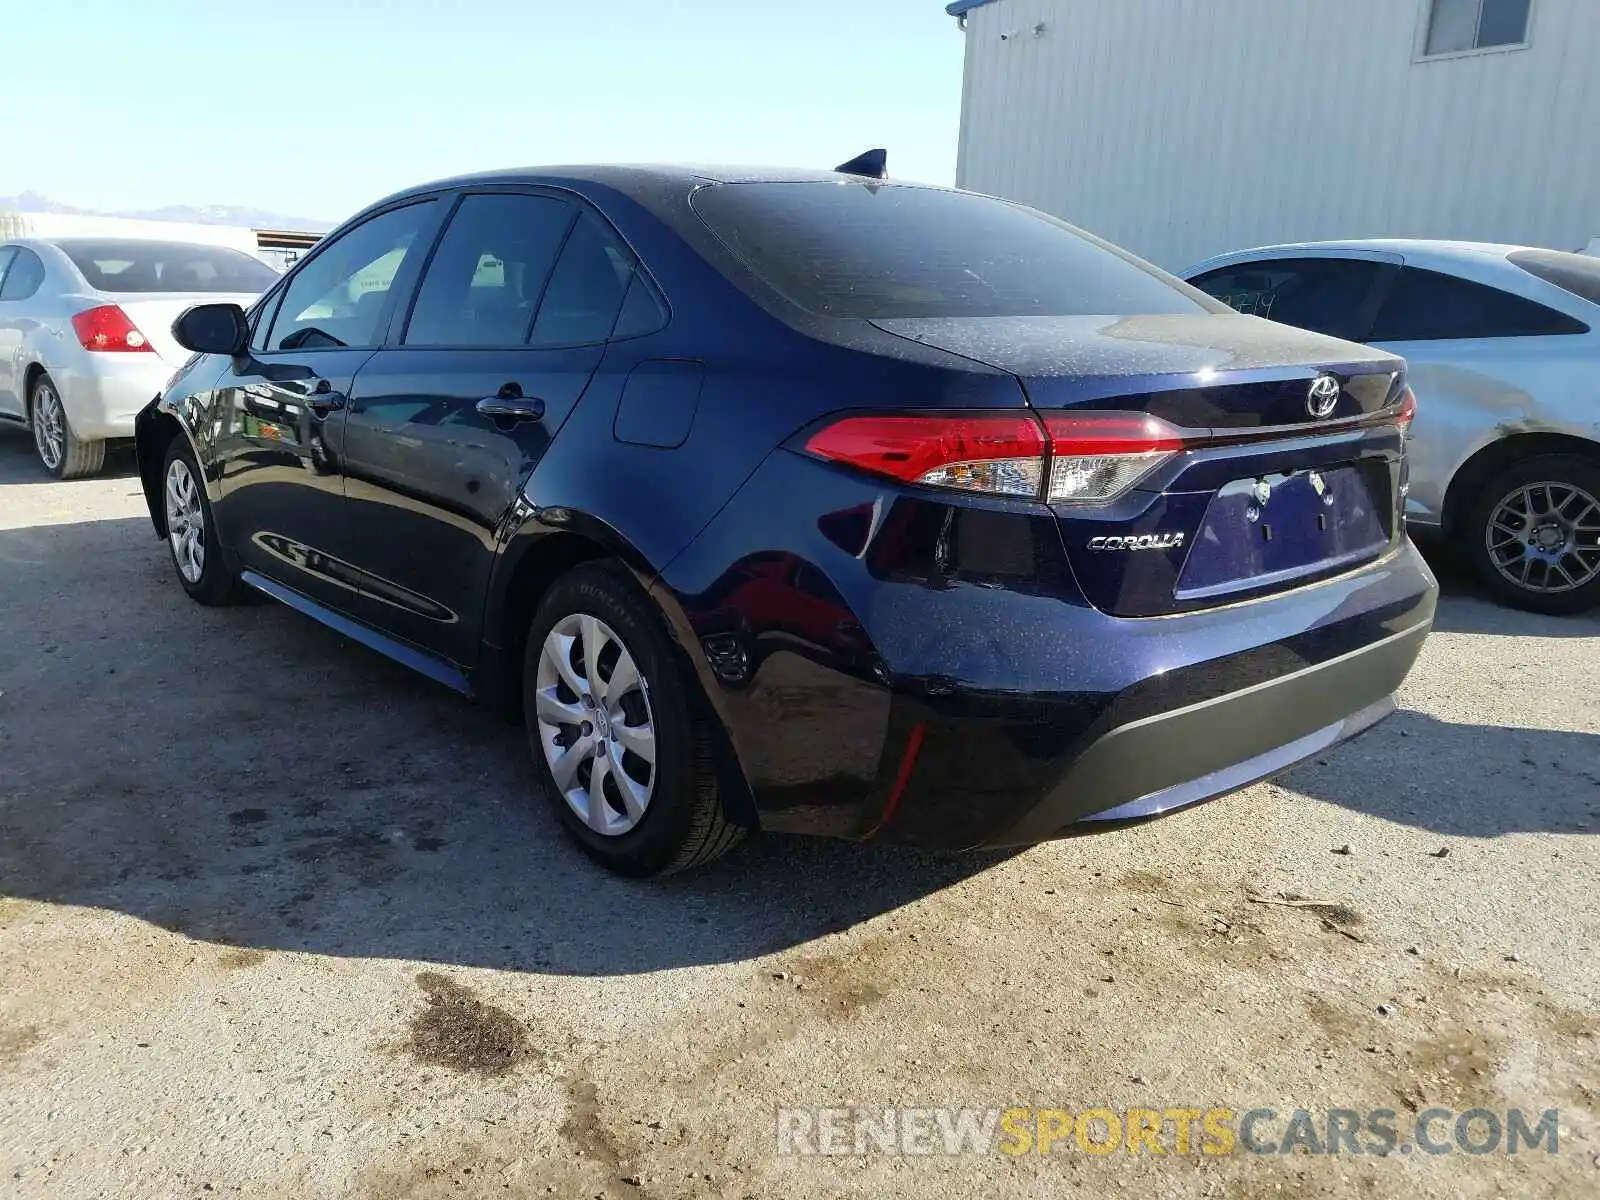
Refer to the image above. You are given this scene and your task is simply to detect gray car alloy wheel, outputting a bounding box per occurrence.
[32,381,65,471]
[164,458,206,585]
[534,612,657,837]
[1485,480,1600,594]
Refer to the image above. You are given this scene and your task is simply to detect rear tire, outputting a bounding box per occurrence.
[1461,454,1600,615]
[522,562,743,877]
[30,373,105,479]
[162,436,243,606]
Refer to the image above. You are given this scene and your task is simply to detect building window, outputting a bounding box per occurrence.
[1423,0,1531,56]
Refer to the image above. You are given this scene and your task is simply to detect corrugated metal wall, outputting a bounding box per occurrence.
[955,0,1600,269]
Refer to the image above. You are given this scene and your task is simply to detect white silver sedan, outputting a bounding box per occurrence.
[1185,240,1600,614]
[0,237,278,478]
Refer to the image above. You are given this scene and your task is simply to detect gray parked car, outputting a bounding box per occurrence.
[0,238,277,478]
[1186,240,1600,614]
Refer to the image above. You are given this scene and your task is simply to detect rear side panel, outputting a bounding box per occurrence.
[655,447,1085,841]
[519,332,1033,587]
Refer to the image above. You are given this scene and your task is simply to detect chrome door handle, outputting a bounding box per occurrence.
[306,378,345,414]
[476,385,545,421]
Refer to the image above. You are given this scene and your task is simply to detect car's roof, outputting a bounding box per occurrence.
[1185,238,1600,324]
[3,235,257,253]
[379,163,924,203]
[40,235,258,249]
[1191,238,1548,270]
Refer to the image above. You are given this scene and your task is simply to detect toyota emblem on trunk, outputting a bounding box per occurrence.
[1307,374,1341,418]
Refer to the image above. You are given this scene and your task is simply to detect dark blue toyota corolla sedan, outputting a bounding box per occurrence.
[134,159,1436,876]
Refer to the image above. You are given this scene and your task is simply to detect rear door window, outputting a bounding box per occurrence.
[611,272,669,340]
[404,193,575,347]
[0,249,46,301]
[1189,258,1386,341]
[1369,266,1588,340]
[529,213,638,346]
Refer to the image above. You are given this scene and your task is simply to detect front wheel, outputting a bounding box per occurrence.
[1463,454,1600,615]
[522,562,743,876]
[162,437,243,606]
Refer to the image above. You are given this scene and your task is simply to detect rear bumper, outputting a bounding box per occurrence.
[54,354,170,440]
[988,621,1426,845]
[869,542,1436,850]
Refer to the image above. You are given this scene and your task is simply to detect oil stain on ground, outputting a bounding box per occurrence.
[561,1072,631,1185]
[1117,869,1171,895]
[788,940,891,1018]
[1303,903,1363,929]
[288,828,401,888]
[1302,994,1369,1046]
[0,1023,43,1067]
[1396,1028,1504,1110]
[406,971,532,1076]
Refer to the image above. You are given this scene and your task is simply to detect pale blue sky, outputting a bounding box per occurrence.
[6,0,965,223]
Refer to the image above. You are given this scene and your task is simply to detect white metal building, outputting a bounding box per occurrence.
[947,0,1600,270]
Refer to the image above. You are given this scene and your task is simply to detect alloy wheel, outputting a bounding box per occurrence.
[533,612,657,837]
[1485,481,1600,594]
[32,382,65,471]
[164,458,206,584]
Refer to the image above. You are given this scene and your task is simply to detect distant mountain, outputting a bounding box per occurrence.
[0,190,83,215]
[0,192,332,233]
[119,204,333,233]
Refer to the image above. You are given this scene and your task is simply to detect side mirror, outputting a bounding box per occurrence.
[172,302,249,356]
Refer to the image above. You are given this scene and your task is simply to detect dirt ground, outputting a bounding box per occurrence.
[1,431,1596,1199]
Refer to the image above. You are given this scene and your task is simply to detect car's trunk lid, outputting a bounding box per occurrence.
[873,313,1410,616]
[871,313,1400,423]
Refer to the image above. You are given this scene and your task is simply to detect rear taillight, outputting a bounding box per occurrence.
[1396,386,1417,437]
[1041,413,1189,504]
[71,305,153,353]
[804,411,1192,505]
[803,415,1046,499]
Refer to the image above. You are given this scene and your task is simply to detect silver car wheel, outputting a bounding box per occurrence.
[534,612,657,837]
[32,381,65,471]
[164,458,206,585]
[1485,481,1600,594]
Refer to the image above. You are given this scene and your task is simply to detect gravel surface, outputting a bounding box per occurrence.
[1,430,1596,1199]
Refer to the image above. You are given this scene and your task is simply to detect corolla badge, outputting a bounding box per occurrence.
[1307,374,1341,419]
[1088,533,1186,551]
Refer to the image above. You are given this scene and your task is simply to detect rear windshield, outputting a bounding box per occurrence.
[55,239,279,294]
[689,182,1214,320]
[1509,248,1600,307]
